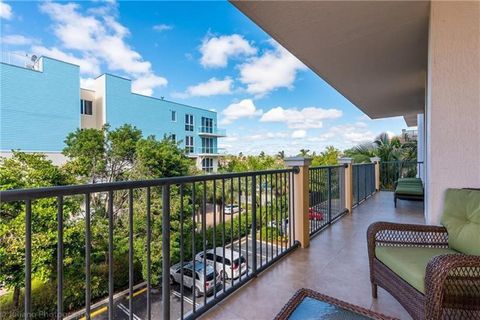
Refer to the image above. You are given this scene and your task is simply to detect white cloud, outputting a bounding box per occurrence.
[260,106,342,129]
[220,99,263,124]
[292,130,307,139]
[153,24,173,32]
[131,74,168,96]
[0,2,13,20]
[37,2,167,96]
[238,41,307,97]
[1,34,38,46]
[32,46,101,75]
[200,34,257,68]
[175,77,233,98]
[310,123,376,145]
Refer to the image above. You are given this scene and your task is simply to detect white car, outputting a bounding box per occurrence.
[196,248,247,280]
[224,204,240,214]
[169,261,221,297]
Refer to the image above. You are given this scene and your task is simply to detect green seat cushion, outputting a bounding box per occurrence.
[395,184,424,196]
[376,246,458,293]
[441,188,480,255]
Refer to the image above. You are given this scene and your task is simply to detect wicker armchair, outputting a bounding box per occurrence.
[368,222,480,319]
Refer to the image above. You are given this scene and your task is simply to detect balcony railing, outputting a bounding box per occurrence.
[352,163,376,207]
[308,165,347,236]
[379,161,424,191]
[0,159,385,320]
[197,127,226,137]
[187,147,226,156]
[0,169,299,320]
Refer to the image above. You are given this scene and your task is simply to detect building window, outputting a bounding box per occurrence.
[185,136,194,153]
[202,137,214,154]
[185,114,194,131]
[170,134,176,143]
[202,158,214,172]
[80,99,93,115]
[171,110,177,122]
[201,117,213,133]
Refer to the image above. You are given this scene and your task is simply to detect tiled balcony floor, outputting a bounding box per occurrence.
[201,191,424,320]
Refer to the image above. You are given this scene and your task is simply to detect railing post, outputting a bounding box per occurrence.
[370,157,381,191]
[338,158,353,213]
[327,167,332,223]
[284,157,311,248]
[251,175,257,275]
[162,185,171,320]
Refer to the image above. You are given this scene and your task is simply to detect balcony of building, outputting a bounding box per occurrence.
[0,160,440,320]
[197,127,227,138]
[186,147,226,157]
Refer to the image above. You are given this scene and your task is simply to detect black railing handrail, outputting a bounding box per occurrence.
[0,167,297,202]
[309,164,346,170]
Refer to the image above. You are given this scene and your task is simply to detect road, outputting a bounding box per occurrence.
[89,235,285,320]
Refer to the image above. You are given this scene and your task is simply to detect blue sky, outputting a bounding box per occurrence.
[0,0,412,156]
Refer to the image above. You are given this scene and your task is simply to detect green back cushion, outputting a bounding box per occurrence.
[441,188,480,255]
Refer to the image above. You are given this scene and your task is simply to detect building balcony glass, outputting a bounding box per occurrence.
[197,126,227,137]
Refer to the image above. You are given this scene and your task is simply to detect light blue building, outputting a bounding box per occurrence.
[0,56,225,171]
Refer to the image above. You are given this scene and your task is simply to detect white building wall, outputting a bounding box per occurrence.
[80,89,103,129]
[425,1,480,224]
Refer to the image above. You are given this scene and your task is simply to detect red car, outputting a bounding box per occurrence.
[308,207,324,220]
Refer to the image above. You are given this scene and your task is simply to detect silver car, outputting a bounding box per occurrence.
[170,261,221,297]
[196,248,247,279]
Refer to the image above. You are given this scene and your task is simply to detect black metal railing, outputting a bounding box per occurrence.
[0,169,299,320]
[352,163,376,207]
[379,161,424,191]
[308,165,347,236]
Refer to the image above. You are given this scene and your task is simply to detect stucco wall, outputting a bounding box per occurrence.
[0,57,80,152]
[103,74,219,151]
[426,1,480,224]
[80,88,103,129]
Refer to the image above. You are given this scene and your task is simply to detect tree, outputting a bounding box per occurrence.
[63,124,142,183]
[298,149,311,157]
[311,146,340,166]
[344,132,408,163]
[0,152,78,307]
[134,135,191,178]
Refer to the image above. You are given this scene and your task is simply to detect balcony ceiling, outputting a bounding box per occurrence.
[230,0,429,126]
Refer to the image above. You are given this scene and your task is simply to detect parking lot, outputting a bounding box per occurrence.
[91,235,283,320]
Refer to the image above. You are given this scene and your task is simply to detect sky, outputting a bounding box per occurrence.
[0,0,414,156]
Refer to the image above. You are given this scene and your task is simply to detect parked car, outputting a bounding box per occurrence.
[170,261,221,297]
[308,207,324,220]
[195,248,247,279]
[224,204,240,214]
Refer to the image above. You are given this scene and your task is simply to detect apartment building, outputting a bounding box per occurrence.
[0,56,225,172]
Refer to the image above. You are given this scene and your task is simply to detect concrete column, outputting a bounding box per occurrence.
[370,157,381,191]
[284,157,311,248]
[338,158,353,213]
[426,1,480,224]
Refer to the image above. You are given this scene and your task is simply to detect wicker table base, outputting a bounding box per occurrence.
[274,289,398,320]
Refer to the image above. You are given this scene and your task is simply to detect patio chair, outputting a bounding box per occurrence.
[367,188,480,320]
[394,177,424,207]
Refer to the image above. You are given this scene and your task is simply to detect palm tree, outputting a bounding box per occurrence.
[346,133,404,163]
[299,149,310,157]
[277,150,285,159]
